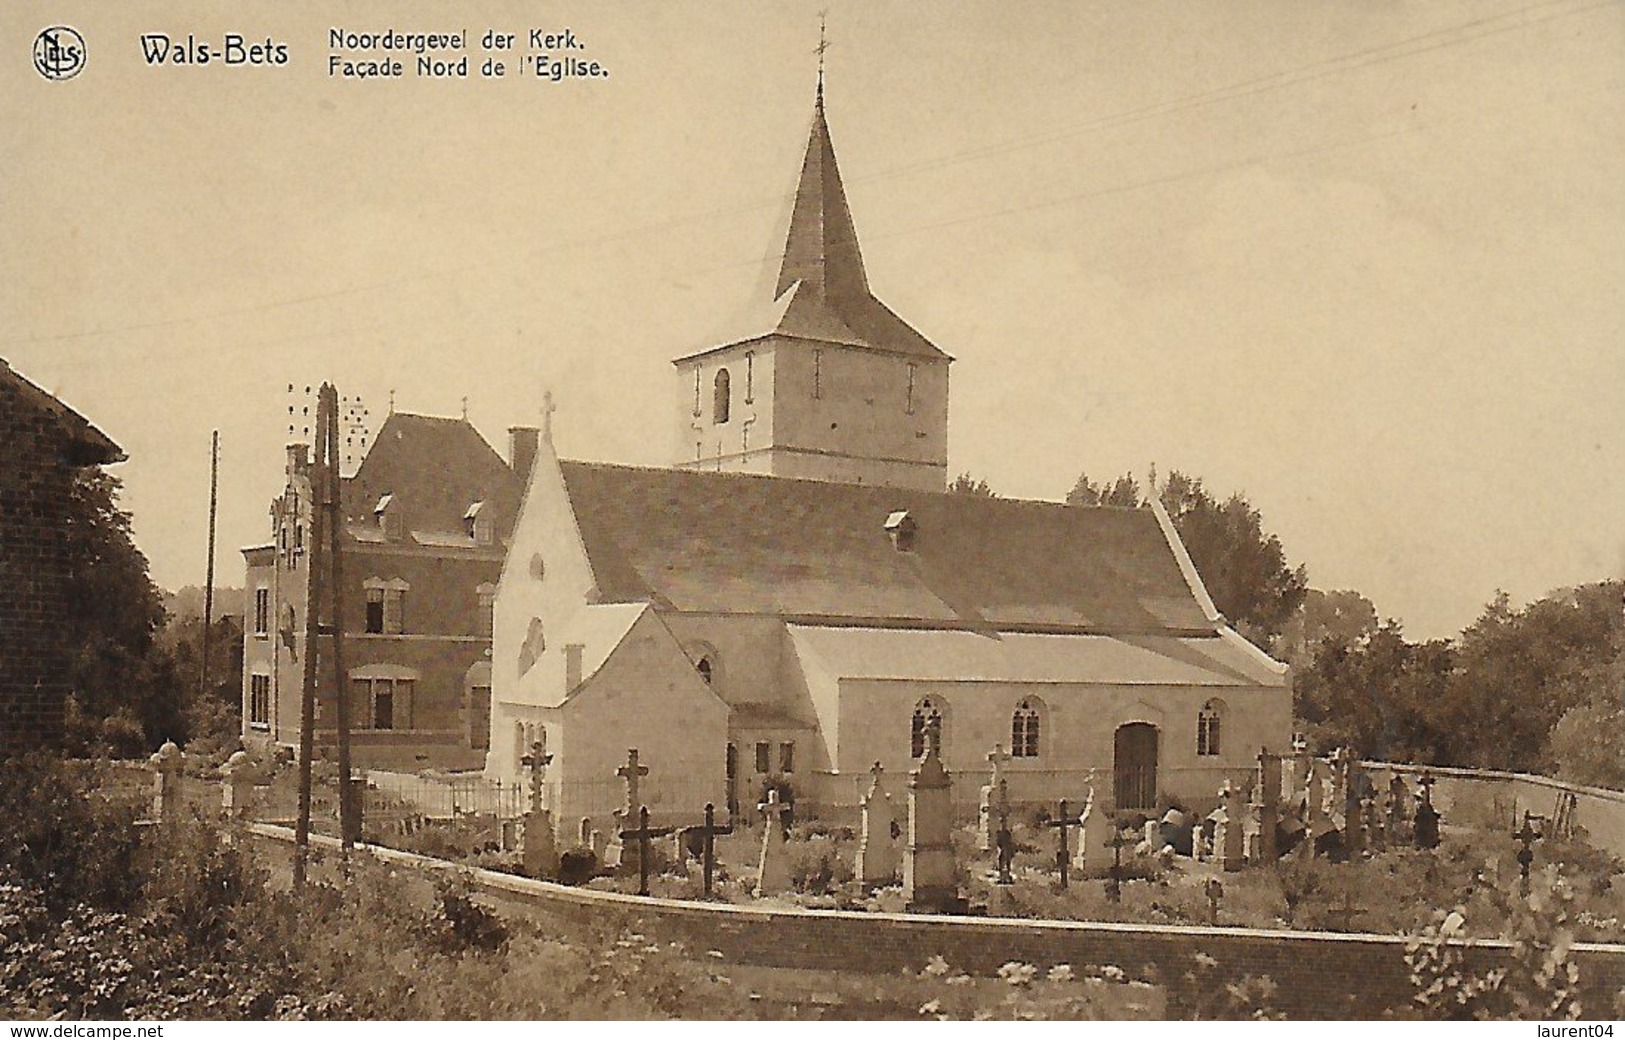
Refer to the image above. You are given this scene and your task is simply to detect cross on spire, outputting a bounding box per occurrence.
[815,11,830,105]
[542,389,557,446]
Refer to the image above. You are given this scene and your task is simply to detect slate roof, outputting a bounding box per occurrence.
[559,461,1216,634]
[787,626,1287,688]
[1,357,123,465]
[341,413,520,545]
[676,97,948,363]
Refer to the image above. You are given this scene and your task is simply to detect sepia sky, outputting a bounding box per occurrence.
[3,0,1621,641]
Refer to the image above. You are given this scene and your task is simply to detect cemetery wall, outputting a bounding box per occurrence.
[248,823,1625,1020]
[1367,761,1625,858]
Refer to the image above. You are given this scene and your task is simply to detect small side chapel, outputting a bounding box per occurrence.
[485,87,1291,832]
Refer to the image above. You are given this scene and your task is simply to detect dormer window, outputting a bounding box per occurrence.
[884,510,917,552]
[464,501,492,545]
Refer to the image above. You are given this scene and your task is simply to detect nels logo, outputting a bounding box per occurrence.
[33,25,86,80]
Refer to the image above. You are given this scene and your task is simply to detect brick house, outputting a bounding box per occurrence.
[241,412,532,770]
[0,358,124,757]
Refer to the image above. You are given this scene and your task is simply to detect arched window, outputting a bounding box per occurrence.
[911,697,944,758]
[1197,699,1224,757]
[1011,698,1041,758]
[713,369,731,424]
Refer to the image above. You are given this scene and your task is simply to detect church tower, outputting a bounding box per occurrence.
[673,87,951,491]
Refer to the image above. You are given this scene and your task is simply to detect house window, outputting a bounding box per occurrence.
[754,741,771,774]
[911,697,944,758]
[254,587,270,637]
[353,677,414,731]
[1198,699,1224,757]
[744,351,755,403]
[366,588,385,634]
[812,349,822,399]
[249,674,271,729]
[779,741,795,774]
[476,584,496,639]
[1012,699,1041,758]
[713,369,731,424]
[906,363,917,415]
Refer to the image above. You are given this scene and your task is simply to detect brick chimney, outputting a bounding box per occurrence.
[509,426,540,484]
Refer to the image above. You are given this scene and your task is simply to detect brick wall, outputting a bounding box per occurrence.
[251,824,1625,1019]
[0,385,83,756]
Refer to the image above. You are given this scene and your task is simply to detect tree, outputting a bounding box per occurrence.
[948,472,998,498]
[1276,589,1380,669]
[61,470,182,756]
[1292,621,1455,761]
[1065,468,1308,647]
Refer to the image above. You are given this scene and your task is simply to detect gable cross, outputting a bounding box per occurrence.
[542,389,557,446]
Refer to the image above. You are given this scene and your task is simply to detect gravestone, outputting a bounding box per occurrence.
[1213,782,1245,872]
[1256,751,1282,864]
[220,749,255,818]
[521,740,558,878]
[855,762,900,888]
[903,734,963,912]
[1413,773,1441,849]
[149,740,183,823]
[1387,773,1411,842]
[754,788,793,896]
[977,744,1011,852]
[1073,782,1115,876]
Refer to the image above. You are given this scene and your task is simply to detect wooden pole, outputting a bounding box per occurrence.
[198,430,219,706]
[293,409,328,888]
[325,385,357,851]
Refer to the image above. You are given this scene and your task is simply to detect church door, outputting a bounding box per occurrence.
[1113,723,1159,812]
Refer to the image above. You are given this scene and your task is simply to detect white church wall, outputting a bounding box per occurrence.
[833,678,1291,816]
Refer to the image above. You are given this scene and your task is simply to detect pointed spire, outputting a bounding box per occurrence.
[776,86,869,302]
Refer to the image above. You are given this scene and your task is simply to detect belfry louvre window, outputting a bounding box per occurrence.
[249,675,271,729]
[1012,699,1040,758]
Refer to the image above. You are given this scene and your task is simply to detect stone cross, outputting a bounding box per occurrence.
[620,805,675,897]
[219,749,255,818]
[1072,781,1110,878]
[616,748,648,819]
[149,740,183,823]
[977,744,1011,852]
[1514,812,1541,895]
[1044,799,1084,890]
[521,739,552,816]
[904,734,962,912]
[856,762,900,888]
[1105,822,1129,903]
[754,789,793,897]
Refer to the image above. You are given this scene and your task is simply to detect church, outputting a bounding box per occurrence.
[486,87,1291,831]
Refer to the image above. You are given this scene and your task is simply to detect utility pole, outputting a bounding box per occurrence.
[199,430,219,705]
[293,400,329,888]
[322,385,358,851]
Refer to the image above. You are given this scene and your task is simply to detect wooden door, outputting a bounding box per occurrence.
[1113,723,1159,811]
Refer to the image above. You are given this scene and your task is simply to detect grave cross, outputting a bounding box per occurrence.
[986,743,1011,787]
[1513,811,1541,895]
[1106,821,1130,903]
[520,740,552,815]
[1044,799,1084,890]
[1413,771,1440,849]
[695,802,734,897]
[619,805,676,897]
[616,748,649,818]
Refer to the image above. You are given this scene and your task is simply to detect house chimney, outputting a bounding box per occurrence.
[564,643,584,694]
[509,426,540,484]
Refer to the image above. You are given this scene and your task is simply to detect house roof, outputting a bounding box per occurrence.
[558,460,1217,634]
[341,412,520,544]
[0,357,123,466]
[676,97,948,364]
[787,625,1287,688]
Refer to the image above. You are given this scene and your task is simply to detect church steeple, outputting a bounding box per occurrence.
[776,96,870,303]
